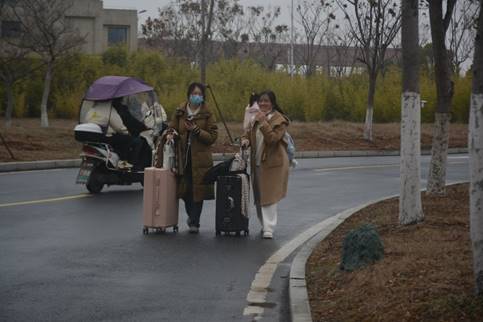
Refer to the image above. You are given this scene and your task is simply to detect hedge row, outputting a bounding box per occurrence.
[0,46,471,123]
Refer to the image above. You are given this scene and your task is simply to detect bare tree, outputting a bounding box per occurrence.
[0,1,40,127]
[425,0,457,195]
[330,29,358,77]
[142,7,194,58]
[448,0,479,75]
[336,0,401,141]
[142,0,236,73]
[468,0,483,295]
[0,46,38,127]
[12,0,85,127]
[296,0,336,76]
[400,0,424,225]
[246,6,289,70]
[142,2,288,71]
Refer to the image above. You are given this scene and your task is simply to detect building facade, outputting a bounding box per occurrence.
[0,0,138,54]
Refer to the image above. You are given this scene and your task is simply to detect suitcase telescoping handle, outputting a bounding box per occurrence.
[154,177,160,216]
[227,196,235,210]
[240,146,248,162]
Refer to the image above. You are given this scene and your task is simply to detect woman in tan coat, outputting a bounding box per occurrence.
[242,90,289,239]
[163,82,218,233]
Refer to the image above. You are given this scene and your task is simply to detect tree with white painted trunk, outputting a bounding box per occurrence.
[12,0,85,128]
[336,0,401,142]
[468,0,483,295]
[426,0,457,195]
[399,0,424,225]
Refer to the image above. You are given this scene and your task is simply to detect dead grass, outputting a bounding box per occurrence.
[0,118,468,162]
[306,184,483,322]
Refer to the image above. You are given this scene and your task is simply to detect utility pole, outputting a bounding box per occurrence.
[290,0,295,77]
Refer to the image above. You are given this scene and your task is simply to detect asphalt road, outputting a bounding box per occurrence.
[0,155,469,322]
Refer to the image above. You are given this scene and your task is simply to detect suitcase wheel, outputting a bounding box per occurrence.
[142,227,149,235]
[244,230,249,236]
[155,228,166,234]
[236,231,241,237]
[173,226,179,233]
[216,230,221,236]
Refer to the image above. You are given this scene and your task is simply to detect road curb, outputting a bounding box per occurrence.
[288,180,469,322]
[288,197,396,322]
[0,148,468,173]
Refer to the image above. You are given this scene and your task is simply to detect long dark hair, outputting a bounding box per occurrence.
[257,90,285,115]
[186,82,206,100]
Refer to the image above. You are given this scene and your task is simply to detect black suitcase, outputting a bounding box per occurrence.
[215,175,249,236]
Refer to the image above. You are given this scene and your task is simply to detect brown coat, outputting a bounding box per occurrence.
[156,102,218,202]
[244,111,289,206]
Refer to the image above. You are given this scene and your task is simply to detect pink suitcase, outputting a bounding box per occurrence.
[142,167,179,234]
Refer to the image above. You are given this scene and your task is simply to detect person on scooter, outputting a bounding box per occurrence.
[84,100,132,162]
[112,97,151,171]
[157,82,218,233]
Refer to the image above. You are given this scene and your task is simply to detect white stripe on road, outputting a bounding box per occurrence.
[315,164,398,172]
[0,194,91,208]
[314,161,467,173]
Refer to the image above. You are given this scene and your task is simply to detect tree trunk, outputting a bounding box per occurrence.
[5,82,14,128]
[363,72,376,142]
[427,0,454,195]
[469,0,483,295]
[40,61,53,128]
[427,113,450,194]
[400,0,424,225]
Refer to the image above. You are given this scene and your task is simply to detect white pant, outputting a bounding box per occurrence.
[257,203,278,233]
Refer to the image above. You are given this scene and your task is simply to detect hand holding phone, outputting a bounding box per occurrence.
[184,118,195,131]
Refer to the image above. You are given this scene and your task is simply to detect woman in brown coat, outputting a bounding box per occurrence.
[163,82,218,233]
[242,91,289,239]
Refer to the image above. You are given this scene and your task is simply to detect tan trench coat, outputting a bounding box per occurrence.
[243,111,289,206]
[156,102,218,202]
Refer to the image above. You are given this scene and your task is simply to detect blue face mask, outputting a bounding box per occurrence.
[189,94,203,106]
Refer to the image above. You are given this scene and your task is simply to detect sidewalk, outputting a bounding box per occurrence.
[0,148,468,172]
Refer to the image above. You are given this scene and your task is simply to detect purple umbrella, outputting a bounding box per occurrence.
[84,76,154,101]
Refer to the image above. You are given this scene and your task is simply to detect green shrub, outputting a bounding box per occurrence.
[340,223,384,272]
[102,45,129,68]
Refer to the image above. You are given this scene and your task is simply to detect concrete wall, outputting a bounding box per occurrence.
[65,1,137,54]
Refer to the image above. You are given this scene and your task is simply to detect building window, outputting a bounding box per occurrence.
[1,21,21,38]
[107,26,128,45]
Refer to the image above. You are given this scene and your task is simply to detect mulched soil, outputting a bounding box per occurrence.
[306,184,483,322]
[0,118,469,162]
